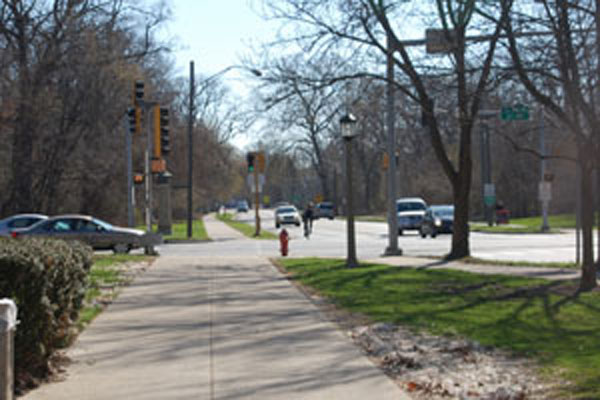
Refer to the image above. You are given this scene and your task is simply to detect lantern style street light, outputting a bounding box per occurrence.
[340,113,359,268]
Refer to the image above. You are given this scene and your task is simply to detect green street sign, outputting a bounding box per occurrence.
[501,104,529,121]
[484,195,496,206]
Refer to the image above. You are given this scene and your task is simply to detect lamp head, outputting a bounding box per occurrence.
[339,113,358,139]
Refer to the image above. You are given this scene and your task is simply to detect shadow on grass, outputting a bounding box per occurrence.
[281,258,600,397]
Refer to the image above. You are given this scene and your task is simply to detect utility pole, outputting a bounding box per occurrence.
[142,102,157,255]
[539,108,550,231]
[384,34,402,256]
[187,61,194,238]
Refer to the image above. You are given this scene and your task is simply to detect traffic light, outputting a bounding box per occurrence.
[153,106,170,157]
[127,107,141,134]
[133,81,144,105]
[127,108,136,134]
[160,107,170,156]
[246,152,255,172]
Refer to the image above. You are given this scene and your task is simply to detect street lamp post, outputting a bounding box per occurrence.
[186,62,262,238]
[340,113,359,268]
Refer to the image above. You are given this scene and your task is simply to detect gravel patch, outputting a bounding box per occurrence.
[349,322,559,400]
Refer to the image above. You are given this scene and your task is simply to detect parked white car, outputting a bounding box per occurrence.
[396,197,427,235]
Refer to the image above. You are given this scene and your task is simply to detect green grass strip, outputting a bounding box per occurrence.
[136,219,209,241]
[79,254,154,329]
[279,257,600,399]
[217,213,277,239]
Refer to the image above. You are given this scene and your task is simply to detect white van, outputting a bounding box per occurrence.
[396,197,427,235]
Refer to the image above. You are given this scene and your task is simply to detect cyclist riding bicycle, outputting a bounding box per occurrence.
[302,203,314,238]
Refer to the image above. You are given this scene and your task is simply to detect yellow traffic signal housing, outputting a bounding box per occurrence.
[382,152,389,170]
[257,152,266,172]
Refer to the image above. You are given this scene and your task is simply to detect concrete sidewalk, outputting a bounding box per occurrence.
[367,255,583,281]
[22,219,408,399]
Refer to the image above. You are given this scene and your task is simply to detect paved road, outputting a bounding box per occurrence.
[22,216,408,400]
[231,210,592,264]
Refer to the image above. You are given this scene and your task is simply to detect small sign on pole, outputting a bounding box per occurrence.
[484,183,496,206]
[539,181,552,202]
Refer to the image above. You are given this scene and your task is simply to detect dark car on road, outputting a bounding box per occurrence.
[0,213,48,236]
[420,205,454,238]
[237,200,249,212]
[314,202,335,220]
[12,214,162,253]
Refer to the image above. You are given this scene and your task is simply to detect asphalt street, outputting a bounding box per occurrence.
[208,209,591,264]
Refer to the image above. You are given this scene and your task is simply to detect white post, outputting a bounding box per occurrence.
[0,300,17,400]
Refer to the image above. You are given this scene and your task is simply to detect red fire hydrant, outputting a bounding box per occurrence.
[279,228,289,256]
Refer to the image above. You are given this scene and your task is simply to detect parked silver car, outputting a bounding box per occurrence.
[0,213,48,236]
[12,214,162,253]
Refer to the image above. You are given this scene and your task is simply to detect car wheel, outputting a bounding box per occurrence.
[113,243,130,254]
[276,223,280,228]
[431,230,437,238]
[329,217,334,220]
[398,229,403,236]
[295,222,300,226]
[420,229,426,238]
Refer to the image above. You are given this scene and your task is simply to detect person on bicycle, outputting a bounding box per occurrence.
[302,203,315,238]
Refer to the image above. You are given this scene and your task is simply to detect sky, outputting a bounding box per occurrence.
[155,1,279,149]
[159,0,274,78]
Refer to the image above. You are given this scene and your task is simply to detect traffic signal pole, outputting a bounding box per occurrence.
[187,61,194,239]
[125,116,134,227]
[254,164,261,236]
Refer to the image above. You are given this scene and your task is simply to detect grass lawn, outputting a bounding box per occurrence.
[354,213,579,234]
[462,256,579,269]
[217,212,277,239]
[279,257,600,399]
[470,214,576,233]
[137,219,209,241]
[78,254,155,330]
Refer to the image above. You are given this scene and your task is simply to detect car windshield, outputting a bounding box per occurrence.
[432,206,454,217]
[397,202,426,212]
[319,204,332,209]
[277,207,296,214]
[93,218,114,230]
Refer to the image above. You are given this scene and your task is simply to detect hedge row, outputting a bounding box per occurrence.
[0,237,93,384]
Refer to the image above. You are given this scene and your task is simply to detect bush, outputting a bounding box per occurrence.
[0,237,92,385]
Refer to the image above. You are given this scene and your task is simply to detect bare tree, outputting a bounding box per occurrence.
[500,0,598,290]
[259,0,510,259]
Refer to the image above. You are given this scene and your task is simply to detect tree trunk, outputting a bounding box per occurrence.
[447,174,471,260]
[579,161,597,291]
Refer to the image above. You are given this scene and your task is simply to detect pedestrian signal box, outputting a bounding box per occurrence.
[133,174,144,184]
